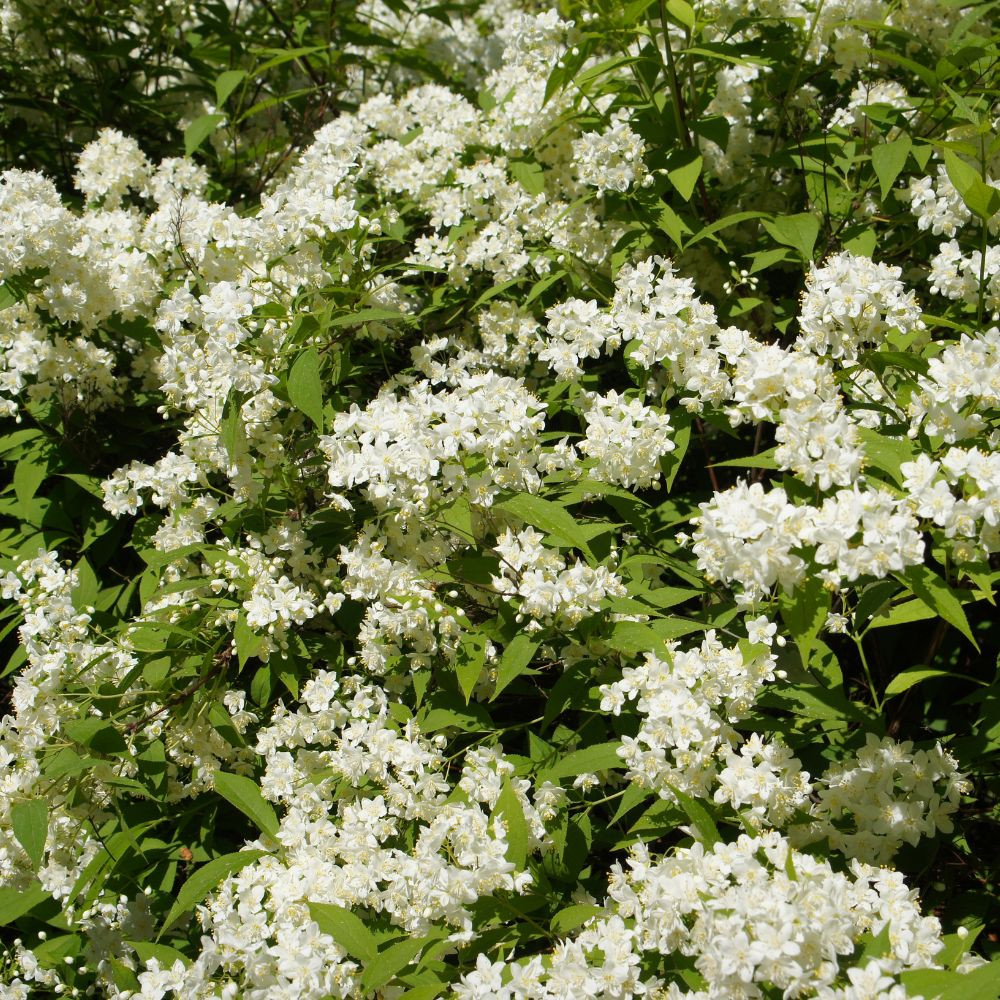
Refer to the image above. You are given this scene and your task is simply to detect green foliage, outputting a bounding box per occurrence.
[3,0,1000,996]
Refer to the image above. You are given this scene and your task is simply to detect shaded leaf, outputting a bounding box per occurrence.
[213,771,279,838]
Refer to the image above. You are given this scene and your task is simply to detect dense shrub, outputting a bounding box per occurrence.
[1,1,1000,997]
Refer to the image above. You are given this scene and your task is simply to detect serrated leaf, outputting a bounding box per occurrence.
[287,348,324,431]
[308,902,378,964]
[11,799,48,870]
[215,69,246,106]
[492,776,528,869]
[871,134,912,199]
[213,771,279,838]
[898,564,978,648]
[160,850,265,935]
[184,113,225,156]
[492,634,539,700]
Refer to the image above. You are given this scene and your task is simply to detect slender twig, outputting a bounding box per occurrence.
[125,645,233,734]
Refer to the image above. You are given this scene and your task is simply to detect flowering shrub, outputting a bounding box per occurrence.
[2,1,1000,997]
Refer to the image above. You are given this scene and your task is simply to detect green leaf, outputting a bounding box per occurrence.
[129,942,191,968]
[605,617,705,654]
[779,575,829,671]
[33,934,82,968]
[110,959,141,993]
[871,134,912,199]
[213,771,279,838]
[664,0,695,29]
[898,564,978,648]
[307,902,378,964]
[539,741,622,782]
[215,69,246,106]
[11,800,48,870]
[184,113,225,157]
[235,614,265,668]
[492,634,539,700]
[492,776,528,869]
[763,213,820,261]
[661,412,691,491]
[495,493,595,562]
[667,783,721,847]
[360,934,443,993]
[72,557,99,611]
[550,903,603,933]
[219,392,245,465]
[656,202,692,248]
[885,666,960,697]
[160,850,264,935]
[63,718,127,754]
[509,159,545,196]
[865,597,937,631]
[327,307,416,328]
[842,227,877,257]
[858,427,915,485]
[14,456,46,511]
[712,447,778,470]
[666,150,703,202]
[902,958,1000,1000]
[287,348,325,431]
[455,631,486,704]
[0,884,48,924]
[943,149,1000,220]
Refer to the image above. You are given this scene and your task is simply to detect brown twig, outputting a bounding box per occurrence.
[126,645,233,734]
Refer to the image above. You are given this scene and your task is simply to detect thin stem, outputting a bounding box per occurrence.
[978,131,988,327]
[656,0,692,149]
[853,634,882,713]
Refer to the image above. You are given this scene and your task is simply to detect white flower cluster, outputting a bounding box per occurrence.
[907,326,1000,442]
[928,239,1000,318]
[320,374,547,517]
[794,734,970,864]
[902,448,1000,562]
[693,481,925,598]
[902,162,995,238]
[579,390,675,489]
[492,527,626,628]
[599,628,784,804]
[455,831,945,999]
[797,252,924,362]
[572,111,647,194]
[132,673,556,999]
